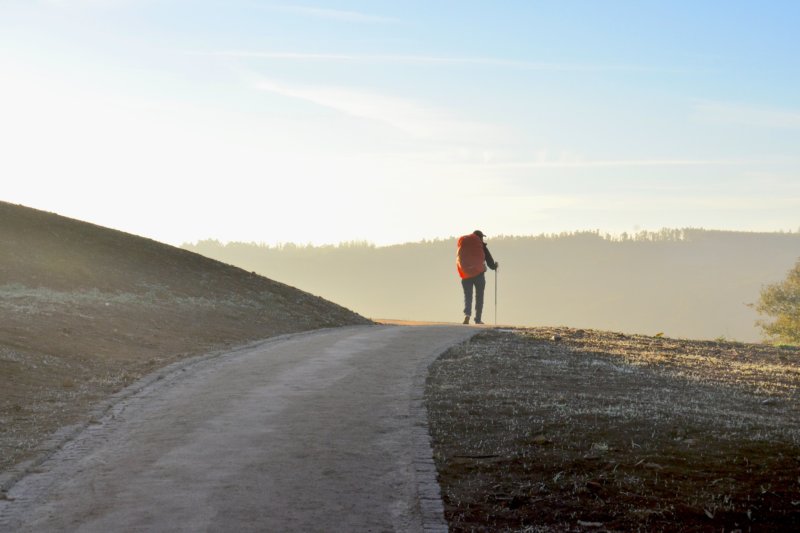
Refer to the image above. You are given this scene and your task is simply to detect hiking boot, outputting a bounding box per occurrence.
[474,318,484,325]
[462,315,470,325]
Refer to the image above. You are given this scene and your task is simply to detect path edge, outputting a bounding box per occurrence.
[411,337,466,533]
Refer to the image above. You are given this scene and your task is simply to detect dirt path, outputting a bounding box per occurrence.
[0,325,475,532]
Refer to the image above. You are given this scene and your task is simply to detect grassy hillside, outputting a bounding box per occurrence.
[0,201,370,473]
[184,230,800,342]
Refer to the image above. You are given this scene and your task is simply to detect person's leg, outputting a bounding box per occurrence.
[474,273,486,323]
[461,277,474,321]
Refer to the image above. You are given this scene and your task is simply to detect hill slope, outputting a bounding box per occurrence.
[0,201,370,473]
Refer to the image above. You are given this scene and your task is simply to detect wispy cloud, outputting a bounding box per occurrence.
[206,50,680,73]
[266,4,398,23]
[484,158,748,169]
[694,101,800,129]
[253,77,498,141]
[39,0,134,7]
[601,194,800,211]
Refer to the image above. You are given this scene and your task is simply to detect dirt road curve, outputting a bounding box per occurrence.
[0,325,475,532]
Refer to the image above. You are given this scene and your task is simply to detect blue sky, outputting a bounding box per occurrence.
[2,1,799,245]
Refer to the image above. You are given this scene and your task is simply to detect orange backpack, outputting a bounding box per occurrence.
[456,233,486,279]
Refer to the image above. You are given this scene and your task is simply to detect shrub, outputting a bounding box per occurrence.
[756,259,800,344]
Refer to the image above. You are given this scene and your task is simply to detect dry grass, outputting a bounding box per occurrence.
[426,327,800,532]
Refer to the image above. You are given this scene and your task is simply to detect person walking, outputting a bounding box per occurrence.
[456,230,498,325]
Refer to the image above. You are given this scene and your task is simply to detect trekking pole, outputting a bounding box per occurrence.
[494,267,498,326]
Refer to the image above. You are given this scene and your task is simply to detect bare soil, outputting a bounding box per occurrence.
[426,327,800,532]
[0,202,370,476]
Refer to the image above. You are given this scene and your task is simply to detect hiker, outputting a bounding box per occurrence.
[456,230,498,325]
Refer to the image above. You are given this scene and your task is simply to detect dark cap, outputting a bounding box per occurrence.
[473,230,485,239]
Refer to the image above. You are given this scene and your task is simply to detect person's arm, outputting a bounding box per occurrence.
[483,244,498,270]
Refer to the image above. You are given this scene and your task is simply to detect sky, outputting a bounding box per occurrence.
[2,0,799,246]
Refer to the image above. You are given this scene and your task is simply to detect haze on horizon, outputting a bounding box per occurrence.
[185,229,800,343]
[2,1,799,247]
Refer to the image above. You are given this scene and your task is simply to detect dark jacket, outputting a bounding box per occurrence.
[483,243,498,271]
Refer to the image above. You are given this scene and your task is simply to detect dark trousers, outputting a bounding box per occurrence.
[461,273,486,320]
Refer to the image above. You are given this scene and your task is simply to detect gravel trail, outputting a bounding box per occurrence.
[0,325,475,532]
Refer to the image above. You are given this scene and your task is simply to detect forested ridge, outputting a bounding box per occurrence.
[184,229,800,342]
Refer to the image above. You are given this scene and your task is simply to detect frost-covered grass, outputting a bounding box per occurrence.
[0,283,283,315]
[426,327,800,532]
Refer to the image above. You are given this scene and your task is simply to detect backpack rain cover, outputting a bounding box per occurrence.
[456,233,486,279]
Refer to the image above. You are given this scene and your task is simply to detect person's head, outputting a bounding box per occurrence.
[473,230,485,241]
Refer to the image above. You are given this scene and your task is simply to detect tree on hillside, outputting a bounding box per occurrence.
[755,259,800,344]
